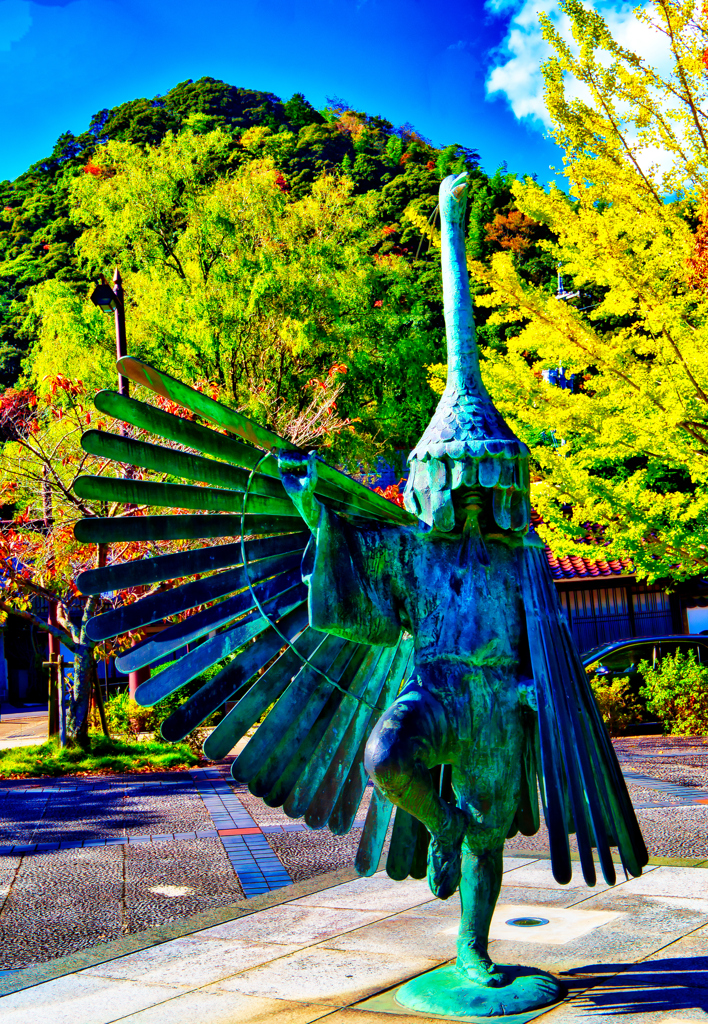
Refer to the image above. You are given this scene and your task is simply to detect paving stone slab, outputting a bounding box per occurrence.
[619,866,708,899]
[291,873,435,914]
[0,973,179,1024]
[213,946,440,1007]
[83,934,301,987]
[111,990,333,1024]
[200,905,388,946]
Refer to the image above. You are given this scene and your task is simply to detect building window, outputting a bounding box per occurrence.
[558,585,673,653]
[560,587,631,652]
[632,589,672,637]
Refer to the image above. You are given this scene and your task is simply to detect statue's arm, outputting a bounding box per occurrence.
[277,451,321,531]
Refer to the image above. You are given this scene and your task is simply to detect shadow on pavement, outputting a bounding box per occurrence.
[564,956,708,1015]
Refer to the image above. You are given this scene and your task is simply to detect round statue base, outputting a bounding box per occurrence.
[395,963,563,1018]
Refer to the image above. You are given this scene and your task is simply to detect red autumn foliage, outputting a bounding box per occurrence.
[484,209,544,256]
[688,197,708,288]
[0,388,39,438]
[48,374,85,399]
[83,161,115,179]
[374,479,406,508]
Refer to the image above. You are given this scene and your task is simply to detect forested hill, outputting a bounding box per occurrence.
[0,76,551,458]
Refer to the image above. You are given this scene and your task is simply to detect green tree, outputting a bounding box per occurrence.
[283,92,325,130]
[29,129,443,459]
[447,0,708,583]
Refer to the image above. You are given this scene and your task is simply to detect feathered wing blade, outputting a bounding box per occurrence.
[81,429,289,501]
[299,643,401,827]
[328,640,414,837]
[117,570,305,674]
[386,808,420,881]
[78,536,303,595]
[84,536,306,641]
[520,538,648,885]
[75,514,301,544]
[354,740,445,878]
[355,789,395,876]
[202,629,329,761]
[159,603,311,741]
[135,587,307,705]
[73,369,415,873]
[111,364,416,523]
[248,641,368,804]
[74,474,295,517]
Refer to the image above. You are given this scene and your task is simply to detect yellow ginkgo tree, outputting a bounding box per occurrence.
[421,0,708,583]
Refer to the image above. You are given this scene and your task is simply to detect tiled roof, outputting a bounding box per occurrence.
[530,510,634,582]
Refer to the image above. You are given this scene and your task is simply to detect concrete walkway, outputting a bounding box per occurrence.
[0,708,48,749]
[1,855,708,1023]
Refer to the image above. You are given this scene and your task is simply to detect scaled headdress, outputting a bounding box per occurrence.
[404,173,530,533]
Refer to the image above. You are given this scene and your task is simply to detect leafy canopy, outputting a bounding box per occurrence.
[462,0,708,582]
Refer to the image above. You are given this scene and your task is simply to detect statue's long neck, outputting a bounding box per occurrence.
[440,210,486,396]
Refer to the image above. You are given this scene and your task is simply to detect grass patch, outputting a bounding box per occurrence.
[0,734,199,778]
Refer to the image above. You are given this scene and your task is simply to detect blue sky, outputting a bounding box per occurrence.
[1,0,643,183]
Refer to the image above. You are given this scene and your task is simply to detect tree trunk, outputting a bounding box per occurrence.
[66,641,95,747]
[65,597,98,748]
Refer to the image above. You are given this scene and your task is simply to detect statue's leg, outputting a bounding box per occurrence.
[451,685,527,989]
[456,833,506,986]
[364,682,469,899]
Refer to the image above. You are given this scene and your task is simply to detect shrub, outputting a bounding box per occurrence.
[590,675,641,736]
[102,690,157,738]
[639,650,708,736]
[98,661,227,755]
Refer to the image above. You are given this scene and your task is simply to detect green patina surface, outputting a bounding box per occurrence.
[74,174,649,1018]
[275,175,645,1015]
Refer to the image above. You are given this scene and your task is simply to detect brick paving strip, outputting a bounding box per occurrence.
[620,771,708,806]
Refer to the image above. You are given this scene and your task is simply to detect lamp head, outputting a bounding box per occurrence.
[90,279,117,314]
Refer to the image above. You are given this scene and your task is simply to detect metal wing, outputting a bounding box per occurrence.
[520,536,648,887]
[74,359,415,868]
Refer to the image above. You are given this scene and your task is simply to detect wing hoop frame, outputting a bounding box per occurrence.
[240,453,378,711]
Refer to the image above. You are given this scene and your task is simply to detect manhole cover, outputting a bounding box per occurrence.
[505,917,550,928]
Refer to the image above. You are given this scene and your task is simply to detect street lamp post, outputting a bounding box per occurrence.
[90,269,130,398]
[112,268,130,398]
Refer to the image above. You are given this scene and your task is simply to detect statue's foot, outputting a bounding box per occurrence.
[456,946,507,988]
[396,963,563,1016]
[427,806,469,900]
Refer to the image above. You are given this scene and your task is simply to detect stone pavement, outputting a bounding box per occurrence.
[0,765,369,967]
[2,855,708,1023]
[2,735,708,972]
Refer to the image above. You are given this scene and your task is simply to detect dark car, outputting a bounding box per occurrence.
[581,635,708,681]
[581,635,708,733]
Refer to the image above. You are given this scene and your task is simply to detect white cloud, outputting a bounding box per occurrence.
[486,0,523,13]
[485,1,672,129]
[487,0,558,124]
[0,0,32,52]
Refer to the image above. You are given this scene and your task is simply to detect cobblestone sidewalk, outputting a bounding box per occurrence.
[1,736,707,970]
